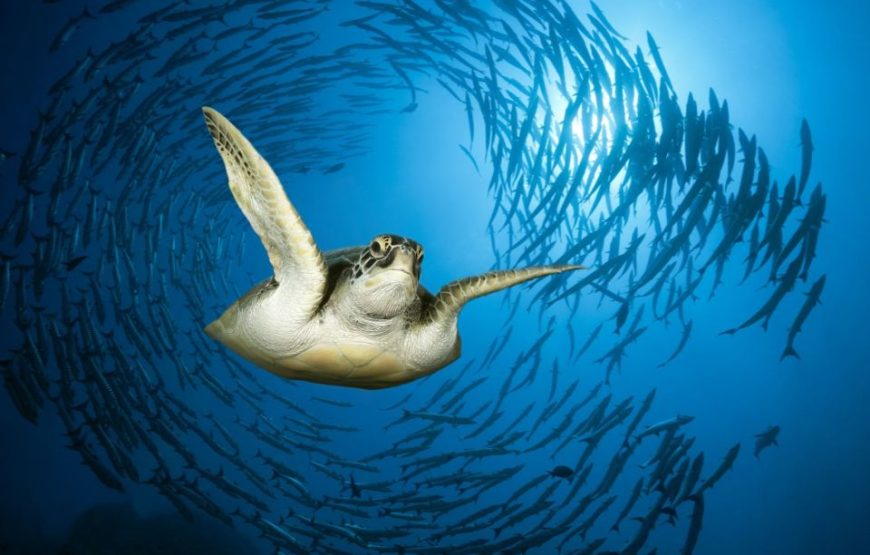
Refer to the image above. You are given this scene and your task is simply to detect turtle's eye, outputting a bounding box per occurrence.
[416,246,424,261]
[370,237,387,258]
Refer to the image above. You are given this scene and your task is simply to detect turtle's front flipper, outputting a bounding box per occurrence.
[202,106,327,319]
[425,265,584,325]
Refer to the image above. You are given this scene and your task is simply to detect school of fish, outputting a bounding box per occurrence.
[0,0,825,553]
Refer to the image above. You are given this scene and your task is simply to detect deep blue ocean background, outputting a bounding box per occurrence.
[1,1,868,554]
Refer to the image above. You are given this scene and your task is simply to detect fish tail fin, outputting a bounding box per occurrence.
[780,345,800,360]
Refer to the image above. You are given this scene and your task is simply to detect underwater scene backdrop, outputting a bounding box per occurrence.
[0,0,868,553]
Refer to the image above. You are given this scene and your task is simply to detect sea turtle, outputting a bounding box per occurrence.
[201,106,582,389]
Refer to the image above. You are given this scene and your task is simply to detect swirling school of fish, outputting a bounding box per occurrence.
[0,0,822,553]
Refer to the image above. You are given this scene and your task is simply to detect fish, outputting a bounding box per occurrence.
[798,118,813,204]
[458,144,480,174]
[699,443,741,492]
[399,409,476,426]
[754,425,780,458]
[781,275,826,359]
[658,320,693,368]
[679,452,705,502]
[634,415,695,444]
[577,495,617,540]
[63,255,88,271]
[548,465,574,481]
[720,257,803,335]
[49,8,95,52]
[646,31,674,95]
[611,477,644,532]
[322,162,345,174]
[772,185,825,276]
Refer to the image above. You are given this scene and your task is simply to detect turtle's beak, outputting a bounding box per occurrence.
[375,245,415,273]
[365,247,419,292]
[389,247,418,278]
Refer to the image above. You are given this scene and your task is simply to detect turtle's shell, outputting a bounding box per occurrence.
[206,245,448,390]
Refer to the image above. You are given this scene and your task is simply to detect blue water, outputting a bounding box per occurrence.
[0,1,868,554]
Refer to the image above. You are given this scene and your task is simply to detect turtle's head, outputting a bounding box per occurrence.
[348,234,424,319]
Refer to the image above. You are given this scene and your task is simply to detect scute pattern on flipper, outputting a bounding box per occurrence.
[425,265,583,324]
[202,106,328,320]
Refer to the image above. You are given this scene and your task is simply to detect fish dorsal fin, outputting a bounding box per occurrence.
[203,106,327,320]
